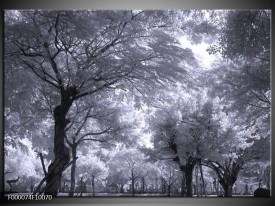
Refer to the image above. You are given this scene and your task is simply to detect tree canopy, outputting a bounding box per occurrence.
[4,9,270,198]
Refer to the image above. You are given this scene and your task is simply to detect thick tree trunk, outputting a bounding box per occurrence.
[183,157,196,197]
[185,168,193,197]
[223,184,233,197]
[219,171,237,197]
[69,145,77,197]
[44,89,75,196]
[44,111,70,196]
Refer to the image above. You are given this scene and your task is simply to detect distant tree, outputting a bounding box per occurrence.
[64,98,127,197]
[4,138,44,193]
[148,98,222,197]
[109,147,149,196]
[157,161,181,197]
[75,152,108,197]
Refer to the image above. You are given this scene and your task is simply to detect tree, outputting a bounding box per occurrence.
[148,98,222,197]
[104,166,129,193]
[206,10,270,134]
[208,10,270,60]
[157,161,181,197]
[64,97,127,197]
[204,125,270,197]
[111,147,148,197]
[5,10,196,196]
[191,10,271,197]
[74,151,108,196]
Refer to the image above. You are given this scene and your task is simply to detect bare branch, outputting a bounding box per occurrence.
[74,108,92,138]
[74,79,119,100]
[77,127,112,145]
[4,170,15,175]
[22,60,60,89]
[80,138,107,143]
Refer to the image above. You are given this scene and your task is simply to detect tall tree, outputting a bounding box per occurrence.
[5,10,196,196]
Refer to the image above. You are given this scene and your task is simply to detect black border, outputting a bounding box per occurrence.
[0,1,273,206]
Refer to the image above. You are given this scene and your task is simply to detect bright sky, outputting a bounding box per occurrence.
[179,36,219,69]
[138,36,220,148]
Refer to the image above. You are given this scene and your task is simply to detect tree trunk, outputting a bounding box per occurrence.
[131,170,135,197]
[195,165,199,196]
[167,185,171,197]
[7,177,19,192]
[162,178,166,194]
[62,181,66,193]
[223,184,233,197]
[120,185,124,193]
[92,175,95,197]
[185,167,193,197]
[181,173,185,197]
[141,177,145,194]
[69,145,77,197]
[30,178,34,193]
[44,89,74,196]
[80,177,83,197]
[199,162,207,197]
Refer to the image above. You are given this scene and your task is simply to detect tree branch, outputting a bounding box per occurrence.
[4,170,15,175]
[77,127,112,145]
[74,79,119,100]
[39,152,47,176]
[22,60,60,89]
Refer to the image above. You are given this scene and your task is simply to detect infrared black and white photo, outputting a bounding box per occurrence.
[4,10,270,198]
